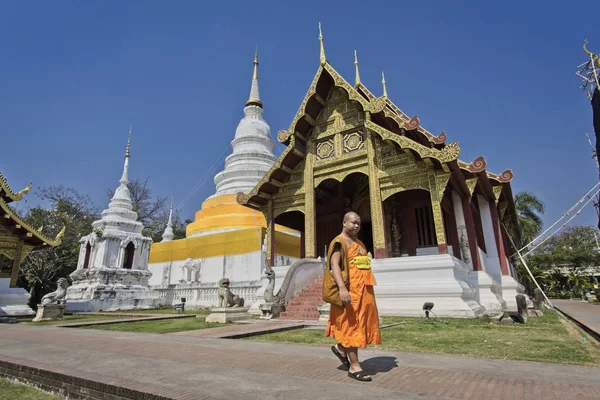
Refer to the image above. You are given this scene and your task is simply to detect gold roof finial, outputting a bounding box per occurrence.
[318,22,326,66]
[354,50,361,86]
[584,39,600,68]
[253,47,259,80]
[125,126,132,158]
[382,71,388,98]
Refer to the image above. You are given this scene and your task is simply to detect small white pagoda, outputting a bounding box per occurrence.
[65,134,156,312]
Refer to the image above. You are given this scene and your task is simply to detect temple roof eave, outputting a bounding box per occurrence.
[354,82,447,146]
[0,197,65,247]
[0,172,33,204]
[278,62,450,151]
[246,59,513,210]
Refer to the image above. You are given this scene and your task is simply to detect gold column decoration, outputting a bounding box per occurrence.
[466,178,478,197]
[430,172,451,251]
[304,144,316,258]
[492,185,503,205]
[366,130,387,258]
[9,239,23,288]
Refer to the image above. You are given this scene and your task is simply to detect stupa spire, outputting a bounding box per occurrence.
[381,71,388,98]
[354,50,361,86]
[245,49,262,108]
[120,126,132,185]
[161,198,175,242]
[319,22,326,66]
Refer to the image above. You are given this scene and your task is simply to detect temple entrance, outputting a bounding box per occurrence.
[315,173,372,257]
[274,210,305,258]
[383,189,437,257]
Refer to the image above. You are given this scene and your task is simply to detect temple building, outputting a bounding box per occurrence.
[147,51,301,308]
[0,173,64,316]
[65,136,156,311]
[236,26,523,316]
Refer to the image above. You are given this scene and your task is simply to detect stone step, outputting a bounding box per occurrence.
[280,312,320,319]
[284,306,319,313]
[278,276,324,321]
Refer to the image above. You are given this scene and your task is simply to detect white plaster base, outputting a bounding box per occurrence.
[468,271,506,315]
[318,303,330,322]
[372,255,485,317]
[501,275,525,311]
[0,278,35,316]
[205,307,250,323]
[259,303,285,319]
[32,303,66,322]
[249,265,290,315]
[65,267,157,312]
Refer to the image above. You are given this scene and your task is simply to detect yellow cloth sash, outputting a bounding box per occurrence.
[350,255,371,270]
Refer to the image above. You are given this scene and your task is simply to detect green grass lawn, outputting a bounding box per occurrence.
[81,316,226,334]
[246,310,600,366]
[22,315,130,326]
[0,378,64,400]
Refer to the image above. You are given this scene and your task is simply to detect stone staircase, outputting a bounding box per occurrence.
[279,277,323,320]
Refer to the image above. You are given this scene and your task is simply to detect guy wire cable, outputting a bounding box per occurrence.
[517,181,600,254]
[501,222,554,308]
[520,186,600,259]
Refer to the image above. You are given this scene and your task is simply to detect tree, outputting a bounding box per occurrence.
[527,225,600,298]
[106,177,187,242]
[513,191,546,250]
[18,185,100,308]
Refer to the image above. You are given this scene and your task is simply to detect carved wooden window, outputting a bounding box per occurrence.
[342,131,365,153]
[316,138,335,160]
[83,243,91,269]
[122,242,135,269]
[414,205,437,248]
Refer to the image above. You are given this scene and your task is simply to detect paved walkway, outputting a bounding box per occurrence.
[1,324,600,399]
[171,320,308,338]
[553,300,600,340]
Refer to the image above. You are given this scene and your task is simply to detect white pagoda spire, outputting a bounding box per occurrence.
[161,199,175,242]
[120,127,131,185]
[246,49,262,108]
[93,128,143,235]
[212,50,276,197]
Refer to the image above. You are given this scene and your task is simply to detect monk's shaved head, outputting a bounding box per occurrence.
[343,211,360,222]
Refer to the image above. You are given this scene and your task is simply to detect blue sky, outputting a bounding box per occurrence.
[1,1,599,229]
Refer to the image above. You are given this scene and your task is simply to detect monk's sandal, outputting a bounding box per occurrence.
[331,346,350,368]
[348,371,372,382]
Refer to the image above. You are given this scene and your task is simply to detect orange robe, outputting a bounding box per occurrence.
[325,240,381,348]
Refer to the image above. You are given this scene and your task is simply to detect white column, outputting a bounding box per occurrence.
[477,195,502,283]
[452,191,472,270]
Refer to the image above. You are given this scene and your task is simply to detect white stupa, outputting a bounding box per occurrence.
[66,133,156,312]
[210,50,277,199]
[161,201,175,243]
[147,51,301,310]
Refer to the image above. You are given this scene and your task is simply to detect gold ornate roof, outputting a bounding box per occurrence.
[0,171,65,263]
[238,28,515,217]
[0,171,32,203]
[0,197,65,249]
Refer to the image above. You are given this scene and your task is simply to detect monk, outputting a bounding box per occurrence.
[325,211,381,382]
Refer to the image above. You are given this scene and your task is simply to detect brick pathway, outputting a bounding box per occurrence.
[1,324,600,399]
[553,300,600,340]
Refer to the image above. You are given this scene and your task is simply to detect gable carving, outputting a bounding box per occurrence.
[313,87,364,140]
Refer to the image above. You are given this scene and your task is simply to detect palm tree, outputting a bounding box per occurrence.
[513,191,546,251]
